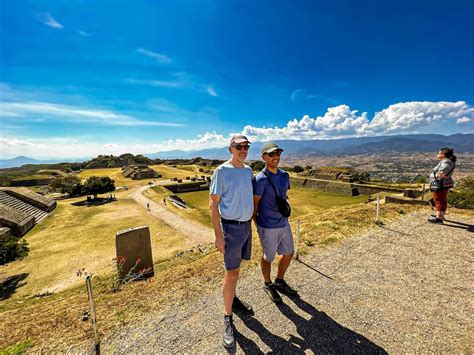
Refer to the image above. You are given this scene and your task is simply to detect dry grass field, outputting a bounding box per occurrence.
[1,164,448,352]
[0,193,189,310]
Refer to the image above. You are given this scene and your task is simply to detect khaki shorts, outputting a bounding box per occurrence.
[256,223,294,262]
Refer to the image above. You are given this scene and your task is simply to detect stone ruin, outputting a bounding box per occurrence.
[115,226,154,281]
[122,165,162,180]
[0,187,56,237]
[299,166,370,183]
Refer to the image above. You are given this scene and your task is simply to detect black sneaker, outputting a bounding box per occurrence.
[263,283,282,303]
[232,296,253,314]
[428,216,444,224]
[274,278,298,296]
[222,315,235,349]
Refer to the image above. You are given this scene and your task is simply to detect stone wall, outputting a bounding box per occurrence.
[0,204,35,237]
[291,177,404,196]
[163,181,209,194]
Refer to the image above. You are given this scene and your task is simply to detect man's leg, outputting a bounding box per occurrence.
[276,253,293,279]
[223,268,240,315]
[261,256,272,283]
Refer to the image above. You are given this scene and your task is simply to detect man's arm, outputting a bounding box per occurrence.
[253,195,261,223]
[210,194,225,253]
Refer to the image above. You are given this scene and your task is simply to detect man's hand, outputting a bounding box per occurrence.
[215,235,225,254]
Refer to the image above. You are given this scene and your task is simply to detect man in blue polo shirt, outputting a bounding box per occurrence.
[210,134,254,349]
[253,142,297,303]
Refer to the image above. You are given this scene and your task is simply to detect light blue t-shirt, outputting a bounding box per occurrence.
[210,161,254,221]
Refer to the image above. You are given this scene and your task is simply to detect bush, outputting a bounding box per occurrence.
[448,190,474,209]
[293,165,304,173]
[0,234,29,265]
[447,177,474,209]
[50,175,81,194]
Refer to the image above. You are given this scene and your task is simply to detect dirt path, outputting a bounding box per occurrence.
[130,184,213,245]
[97,210,474,353]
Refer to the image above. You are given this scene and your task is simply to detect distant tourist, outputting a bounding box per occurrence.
[253,142,297,303]
[163,198,166,205]
[147,203,150,211]
[209,134,254,349]
[428,147,456,224]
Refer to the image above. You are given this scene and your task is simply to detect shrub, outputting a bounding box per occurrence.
[293,165,304,173]
[0,235,29,265]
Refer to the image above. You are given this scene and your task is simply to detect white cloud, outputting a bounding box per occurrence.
[77,30,90,37]
[3,101,472,158]
[37,13,64,29]
[126,78,183,88]
[0,138,37,148]
[291,89,336,104]
[137,48,172,64]
[457,117,471,124]
[205,85,218,97]
[0,101,184,127]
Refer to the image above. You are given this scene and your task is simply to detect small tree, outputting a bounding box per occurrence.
[50,175,81,195]
[293,165,304,173]
[304,165,312,170]
[251,161,265,172]
[83,176,115,199]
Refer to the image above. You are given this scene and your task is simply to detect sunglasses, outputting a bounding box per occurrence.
[267,150,282,157]
[233,144,250,151]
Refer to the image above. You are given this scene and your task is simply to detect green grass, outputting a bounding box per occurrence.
[0,339,33,354]
[148,185,368,228]
[148,187,212,228]
[288,187,369,217]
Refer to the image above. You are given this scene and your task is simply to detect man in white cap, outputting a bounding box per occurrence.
[253,142,297,303]
[210,134,254,349]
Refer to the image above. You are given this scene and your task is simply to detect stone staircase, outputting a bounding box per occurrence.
[0,191,48,223]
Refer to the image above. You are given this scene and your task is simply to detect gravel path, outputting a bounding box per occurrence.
[97,211,474,353]
[130,185,213,245]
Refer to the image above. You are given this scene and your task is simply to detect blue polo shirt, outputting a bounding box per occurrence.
[253,168,290,229]
[210,161,254,221]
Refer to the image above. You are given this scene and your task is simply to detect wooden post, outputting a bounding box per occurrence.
[86,275,100,354]
[421,183,426,201]
[295,219,300,261]
[376,194,380,224]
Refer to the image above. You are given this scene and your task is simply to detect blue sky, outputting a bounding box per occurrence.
[1,0,473,158]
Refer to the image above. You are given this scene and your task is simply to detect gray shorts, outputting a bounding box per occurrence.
[222,221,252,270]
[257,223,294,262]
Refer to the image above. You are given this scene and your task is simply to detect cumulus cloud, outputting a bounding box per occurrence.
[242,101,474,141]
[37,13,63,29]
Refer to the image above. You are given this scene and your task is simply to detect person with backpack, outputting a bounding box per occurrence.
[428,147,457,224]
[253,142,297,303]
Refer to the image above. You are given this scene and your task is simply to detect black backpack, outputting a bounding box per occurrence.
[263,170,291,217]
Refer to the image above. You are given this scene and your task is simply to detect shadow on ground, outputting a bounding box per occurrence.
[0,273,28,300]
[232,295,387,354]
[71,197,116,207]
[443,219,474,232]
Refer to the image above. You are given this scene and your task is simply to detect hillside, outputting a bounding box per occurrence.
[149,134,474,160]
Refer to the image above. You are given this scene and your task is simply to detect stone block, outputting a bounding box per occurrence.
[115,226,154,280]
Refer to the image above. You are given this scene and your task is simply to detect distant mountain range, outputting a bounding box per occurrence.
[1,134,472,169]
[148,133,474,160]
